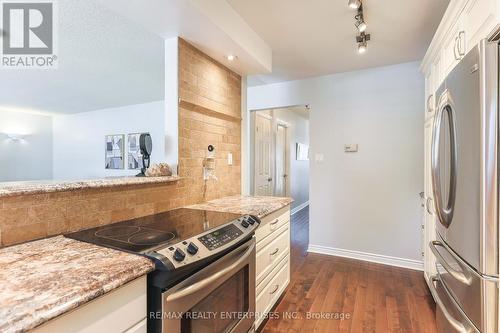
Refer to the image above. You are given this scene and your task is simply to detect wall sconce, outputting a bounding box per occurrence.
[1,132,26,142]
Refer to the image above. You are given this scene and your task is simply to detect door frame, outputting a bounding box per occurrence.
[275,118,290,197]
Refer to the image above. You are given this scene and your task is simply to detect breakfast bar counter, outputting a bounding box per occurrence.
[0,236,154,333]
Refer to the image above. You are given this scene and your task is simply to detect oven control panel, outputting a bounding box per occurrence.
[198,224,243,250]
[155,215,260,269]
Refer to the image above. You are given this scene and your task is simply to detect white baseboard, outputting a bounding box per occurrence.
[291,201,309,215]
[307,244,424,271]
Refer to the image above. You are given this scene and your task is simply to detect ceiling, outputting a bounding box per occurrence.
[98,0,272,77]
[227,0,450,86]
[0,0,165,115]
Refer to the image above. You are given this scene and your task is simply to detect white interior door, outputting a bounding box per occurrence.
[275,123,287,197]
[254,113,273,196]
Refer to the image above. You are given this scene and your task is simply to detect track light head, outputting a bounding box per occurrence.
[356,33,370,54]
[348,0,361,9]
[355,19,367,32]
[357,42,367,54]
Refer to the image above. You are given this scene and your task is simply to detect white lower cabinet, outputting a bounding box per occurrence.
[254,205,291,329]
[125,319,147,333]
[256,255,290,327]
[33,276,147,333]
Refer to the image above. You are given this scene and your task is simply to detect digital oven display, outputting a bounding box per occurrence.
[198,224,243,250]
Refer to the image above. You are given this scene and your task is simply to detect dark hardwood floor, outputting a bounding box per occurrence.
[260,206,437,333]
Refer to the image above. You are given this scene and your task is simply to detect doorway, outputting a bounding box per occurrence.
[250,106,310,214]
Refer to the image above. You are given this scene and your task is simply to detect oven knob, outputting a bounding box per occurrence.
[173,248,186,262]
[241,220,249,228]
[246,216,255,225]
[186,242,198,255]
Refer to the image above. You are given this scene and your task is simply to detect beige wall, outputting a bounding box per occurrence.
[0,39,242,248]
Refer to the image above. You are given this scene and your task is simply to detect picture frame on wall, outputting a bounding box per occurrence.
[105,135,125,169]
[296,143,309,161]
[127,133,144,170]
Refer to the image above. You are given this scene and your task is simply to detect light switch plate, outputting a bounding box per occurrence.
[344,144,358,153]
[227,153,233,165]
[315,153,324,163]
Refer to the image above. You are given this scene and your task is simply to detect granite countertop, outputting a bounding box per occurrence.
[0,175,181,198]
[187,195,293,218]
[0,236,155,333]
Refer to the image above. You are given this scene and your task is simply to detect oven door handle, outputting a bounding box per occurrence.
[167,240,255,302]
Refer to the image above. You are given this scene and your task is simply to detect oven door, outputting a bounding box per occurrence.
[161,238,256,333]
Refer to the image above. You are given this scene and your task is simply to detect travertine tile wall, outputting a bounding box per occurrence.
[0,38,242,248]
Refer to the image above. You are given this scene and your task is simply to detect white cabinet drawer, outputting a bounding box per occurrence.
[125,319,147,333]
[255,206,290,245]
[256,224,290,285]
[33,276,147,333]
[255,255,290,329]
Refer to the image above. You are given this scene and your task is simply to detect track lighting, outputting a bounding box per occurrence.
[349,1,371,54]
[348,0,361,9]
[356,32,370,54]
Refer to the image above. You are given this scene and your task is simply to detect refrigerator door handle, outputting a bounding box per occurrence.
[430,240,473,285]
[431,90,458,228]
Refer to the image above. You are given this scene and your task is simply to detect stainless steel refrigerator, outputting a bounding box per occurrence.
[428,39,499,333]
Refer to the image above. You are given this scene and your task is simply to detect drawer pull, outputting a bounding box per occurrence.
[269,284,279,295]
[270,219,279,226]
[270,248,280,256]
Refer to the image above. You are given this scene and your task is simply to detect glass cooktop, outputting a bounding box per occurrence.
[65,208,243,253]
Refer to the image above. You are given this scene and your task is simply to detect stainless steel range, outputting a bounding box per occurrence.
[428,39,499,333]
[65,208,260,333]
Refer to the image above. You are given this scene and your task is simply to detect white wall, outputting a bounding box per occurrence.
[53,101,165,180]
[248,62,424,262]
[0,110,53,182]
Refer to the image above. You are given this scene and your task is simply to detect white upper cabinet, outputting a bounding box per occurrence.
[441,13,464,78]
[421,0,500,87]
[424,69,434,119]
[463,0,499,50]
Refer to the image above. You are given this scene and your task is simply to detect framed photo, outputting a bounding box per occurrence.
[296,143,309,161]
[127,133,144,170]
[105,135,125,169]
